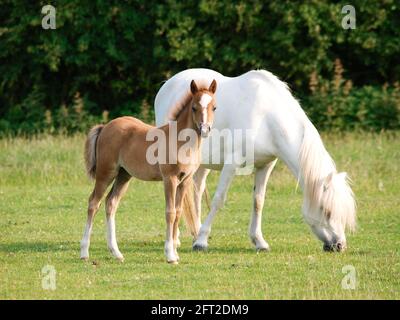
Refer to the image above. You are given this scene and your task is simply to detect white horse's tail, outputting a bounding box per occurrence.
[299,124,356,232]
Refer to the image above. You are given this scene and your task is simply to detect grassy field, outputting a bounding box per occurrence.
[0,132,399,299]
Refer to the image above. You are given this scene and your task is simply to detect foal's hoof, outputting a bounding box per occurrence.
[112,252,125,262]
[192,243,208,251]
[80,256,89,261]
[168,260,179,265]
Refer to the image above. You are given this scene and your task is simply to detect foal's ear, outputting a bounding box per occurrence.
[209,79,217,94]
[190,80,199,95]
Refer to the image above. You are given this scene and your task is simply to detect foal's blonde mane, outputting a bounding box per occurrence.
[168,91,193,121]
[168,81,211,121]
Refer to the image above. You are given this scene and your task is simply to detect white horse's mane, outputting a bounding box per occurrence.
[250,69,291,93]
[251,69,356,232]
[299,124,356,232]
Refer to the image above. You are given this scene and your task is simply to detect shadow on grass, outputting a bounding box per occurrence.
[119,240,257,255]
[0,241,74,253]
[1,239,367,258]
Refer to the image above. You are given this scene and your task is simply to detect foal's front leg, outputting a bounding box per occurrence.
[163,176,179,264]
[173,177,192,259]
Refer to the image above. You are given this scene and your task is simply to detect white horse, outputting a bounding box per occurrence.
[154,68,356,252]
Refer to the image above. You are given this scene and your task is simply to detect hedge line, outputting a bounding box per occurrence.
[1,1,399,134]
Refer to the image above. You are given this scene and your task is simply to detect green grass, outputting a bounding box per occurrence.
[0,132,399,299]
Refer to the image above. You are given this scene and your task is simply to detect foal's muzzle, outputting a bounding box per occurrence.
[199,123,211,138]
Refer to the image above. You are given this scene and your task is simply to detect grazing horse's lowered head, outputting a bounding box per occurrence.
[299,125,356,252]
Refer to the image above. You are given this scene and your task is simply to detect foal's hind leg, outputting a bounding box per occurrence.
[80,173,116,260]
[163,176,179,264]
[105,169,131,261]
[249,159,277,251]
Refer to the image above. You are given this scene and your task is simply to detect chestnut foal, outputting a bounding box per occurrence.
[80,79,217,264]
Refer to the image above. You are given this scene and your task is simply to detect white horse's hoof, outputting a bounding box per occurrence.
[256,246,270,252]
[192,243,208,251]
[168,260,179,265]
[80,247,90,260]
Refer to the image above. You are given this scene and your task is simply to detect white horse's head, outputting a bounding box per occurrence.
[299,125,356,252]
[302,171,356,252]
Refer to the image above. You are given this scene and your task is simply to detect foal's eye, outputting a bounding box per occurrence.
[192,107,196,112]
[213,106,217,111]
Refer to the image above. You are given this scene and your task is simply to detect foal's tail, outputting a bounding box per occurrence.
[84,124,104,180]
[182,178,200,238]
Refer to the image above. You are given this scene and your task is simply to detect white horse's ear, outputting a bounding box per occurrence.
[326,172,334,183]
[323,172,334,192]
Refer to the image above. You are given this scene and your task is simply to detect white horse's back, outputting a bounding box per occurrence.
[155,68,308,168]
[155,69,227,126]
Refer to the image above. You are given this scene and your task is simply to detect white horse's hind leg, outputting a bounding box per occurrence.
[250,159,277,251]
[193,164,236,250]
[193,167,211,227]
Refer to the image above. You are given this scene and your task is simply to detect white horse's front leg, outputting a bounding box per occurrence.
[193,164,236,250]
[193,166,211,229]
[249,159,277,251]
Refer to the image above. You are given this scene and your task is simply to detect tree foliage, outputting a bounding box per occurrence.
[0,0,399,134]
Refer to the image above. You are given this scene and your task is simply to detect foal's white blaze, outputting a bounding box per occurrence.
[199,93,212,109]
[201,108,208,122]
[199,93,212,137]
